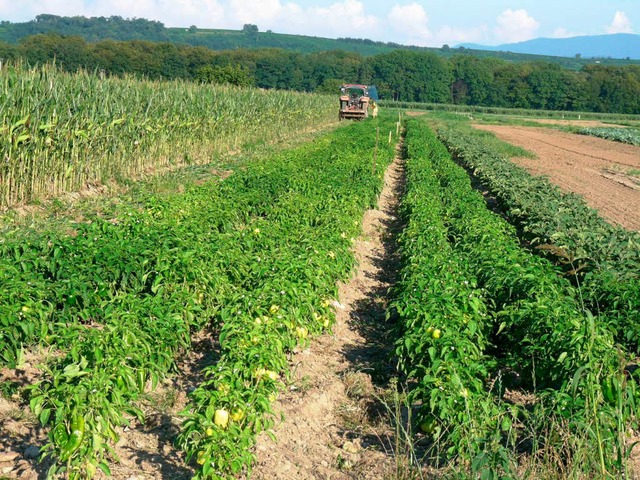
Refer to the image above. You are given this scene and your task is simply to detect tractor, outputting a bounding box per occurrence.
[339,84,378,120]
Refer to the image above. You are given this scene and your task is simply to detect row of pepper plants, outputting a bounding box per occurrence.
[435,120,640,353]
[393,118,637,477]
[0,116,396,478]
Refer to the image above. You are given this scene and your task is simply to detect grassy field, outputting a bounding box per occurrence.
[382,100,640,123]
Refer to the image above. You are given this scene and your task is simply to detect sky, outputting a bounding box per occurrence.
[0,0,637,47]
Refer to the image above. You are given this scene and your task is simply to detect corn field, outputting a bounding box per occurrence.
[0,62,336,209]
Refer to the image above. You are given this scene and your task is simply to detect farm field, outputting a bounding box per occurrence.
[250,112,640,479]
[473,124,640,230]
[0,63,336,211]
[0,73,399,476]
[2,62,640,479]
[526,118,634,128]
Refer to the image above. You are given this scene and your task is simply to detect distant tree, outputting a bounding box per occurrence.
[370,50,452,103]
[575,53,582,59]
[189,25,197,33]
[0,40,17,63]
[242,24,258,45]
[450,55,493,105]
[196,64,253,86]
[17,33,91,72]
[315,78,344,94]
[526,62,568,110]
[441,44,450,52]
[582,64,640,113]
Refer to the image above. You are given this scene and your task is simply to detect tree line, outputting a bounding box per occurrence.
[1,33,639,114]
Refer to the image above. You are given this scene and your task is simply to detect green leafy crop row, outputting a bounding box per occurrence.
[578,127,640,146]
[436,122,640,352]
[177,118,396,478]
[392,120,508,465]
[0,116,396,478]
[393,118,637,477]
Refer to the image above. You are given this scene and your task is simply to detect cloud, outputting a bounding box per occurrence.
[233,0,379,38]
[494,9,539,43]
[606,11,633,34]
[0,0,547,48]
[1,0,382,36]
[388,3,431,45]
[551,27,582,39]
[434,24,488,46]
[0,0,86,20]
[0,0,226,27]
[228,0,291,26]
[159,0,225,26]
[305,0,379,37]
[93,0,226,28]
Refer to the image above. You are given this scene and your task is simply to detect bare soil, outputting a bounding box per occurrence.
[249,144,406,479]
[473,124,640,231]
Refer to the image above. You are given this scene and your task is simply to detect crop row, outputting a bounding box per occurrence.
[380,101,640,122]
[0,62,335,209]
[394,118,636,476]
[177,118,396,478]
[392,120,506,465]
[0,117,396,477]
[435,121,640,352]
[578,127,640,146]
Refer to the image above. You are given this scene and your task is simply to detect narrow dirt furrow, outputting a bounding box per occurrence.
[249,142,406,480]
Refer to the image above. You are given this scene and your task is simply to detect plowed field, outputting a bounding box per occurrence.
[474,124,640,230]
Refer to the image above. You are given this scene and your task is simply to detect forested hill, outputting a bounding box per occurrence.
[1,14,639,70]
[1,31,639,114]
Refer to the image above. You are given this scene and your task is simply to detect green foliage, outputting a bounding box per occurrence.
[0,114,397,477]
[195,64,253,86]
[241,24,258,45]
[578,126,640,145]
[395,118,637,477]
[392,121,506,464]
[3,14,167,43]
[314,78,345,94]
[0,62,334,209]
[369,50,453,103]
[434,119,640,352]
[178,116,397,478]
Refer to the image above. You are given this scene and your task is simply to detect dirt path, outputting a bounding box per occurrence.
[473,124,640,231]
[249,144,406,479]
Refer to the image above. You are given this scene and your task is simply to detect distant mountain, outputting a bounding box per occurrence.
[460,34,640,60]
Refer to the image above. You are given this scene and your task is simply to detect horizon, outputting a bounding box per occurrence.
[0,1,637,48]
